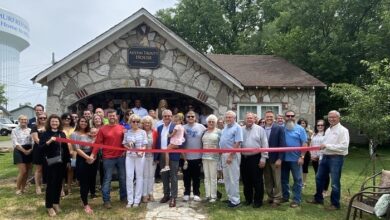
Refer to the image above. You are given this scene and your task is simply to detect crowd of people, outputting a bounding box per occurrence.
[11,99,349,217]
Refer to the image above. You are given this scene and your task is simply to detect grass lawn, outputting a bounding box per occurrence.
[0,135,11,142]
[0,145,389,219]
[205,146,390,220]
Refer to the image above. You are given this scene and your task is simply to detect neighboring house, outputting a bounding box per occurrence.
[0,106,11,118]
[31,8,326,126]
[9,105,35,121]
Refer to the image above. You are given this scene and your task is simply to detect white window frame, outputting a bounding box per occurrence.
[236,103,282,122]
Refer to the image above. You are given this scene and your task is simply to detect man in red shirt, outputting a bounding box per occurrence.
[91,110,126,209]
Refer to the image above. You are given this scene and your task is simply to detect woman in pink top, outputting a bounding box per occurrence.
[161,113,185,172]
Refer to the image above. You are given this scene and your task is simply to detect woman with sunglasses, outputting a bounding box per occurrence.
[120,109,133,130]
[12,115,33,195]
[258,118,266,128]
[310,119,330,196]
[31,112,47,195]
[297,118,313,188]
[123,114,147,208]
[70,116,97,214]
[61,113,75,195]
[40,114,70,217]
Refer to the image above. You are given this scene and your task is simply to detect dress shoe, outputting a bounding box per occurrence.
[253,203,262,208]
[169,198,176,207]
[290,202,300,208]
[280,198,289,203]
[325,205,340,211]
[244,201,252,206]
[306,199,324,205]
[227,202,240,208]
[160,196,170,203]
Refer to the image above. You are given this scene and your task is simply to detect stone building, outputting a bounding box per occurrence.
[32,8,325,125]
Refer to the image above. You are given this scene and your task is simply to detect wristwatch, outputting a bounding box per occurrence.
[300,155,305,159]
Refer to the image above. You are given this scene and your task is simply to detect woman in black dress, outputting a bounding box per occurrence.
[12,115,33,195]
[31,112,47,195]
[39,114,70,217]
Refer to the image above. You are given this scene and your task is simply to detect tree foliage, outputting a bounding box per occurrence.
[329,59,390,145]
[156,0,390,117]
[0,84,7,107]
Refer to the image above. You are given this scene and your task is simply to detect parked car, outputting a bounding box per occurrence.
[0,118,17,136]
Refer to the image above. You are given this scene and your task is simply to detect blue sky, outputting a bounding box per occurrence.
[0,0,176,109]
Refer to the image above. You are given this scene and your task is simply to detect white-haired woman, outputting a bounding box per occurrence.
[141,116,158,202]
[202,114,221,202]
[12,115,33,195]
[123,114,147,208]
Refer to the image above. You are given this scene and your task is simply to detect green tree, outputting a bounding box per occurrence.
[329,59,390,147]
[0,84,7,107]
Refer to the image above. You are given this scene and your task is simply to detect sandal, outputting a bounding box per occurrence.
[47,208,57,217]
[84,205,93,214]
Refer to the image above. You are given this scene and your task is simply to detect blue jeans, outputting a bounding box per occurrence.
[314,155,344,208]
[102,157,127,203]
[281,161,302,203]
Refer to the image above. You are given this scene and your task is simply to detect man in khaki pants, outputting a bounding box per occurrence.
[263,110,286,207]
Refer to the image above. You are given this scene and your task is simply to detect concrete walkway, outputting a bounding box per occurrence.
[0,139,12,152]
[145,180,208,220]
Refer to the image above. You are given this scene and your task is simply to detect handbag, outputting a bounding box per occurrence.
[46,135,63,166]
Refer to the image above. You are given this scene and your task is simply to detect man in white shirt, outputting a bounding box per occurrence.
[132,99,148,118]
[307,110,349,210]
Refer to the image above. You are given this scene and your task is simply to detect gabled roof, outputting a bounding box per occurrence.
[32,8,244,90]
[9,104,34,113]
[207,54,326,88]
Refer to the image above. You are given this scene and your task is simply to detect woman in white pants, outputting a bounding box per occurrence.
[123,114,147,208]
[141,116,158,203]
[202,114,221,202]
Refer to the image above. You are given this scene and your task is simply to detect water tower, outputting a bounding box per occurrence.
[0,8,30,109]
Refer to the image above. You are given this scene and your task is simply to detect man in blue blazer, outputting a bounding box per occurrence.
[154,109,180,207]
[263,110,286,206]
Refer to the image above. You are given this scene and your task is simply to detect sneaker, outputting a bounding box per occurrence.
[126,203,133,208]
[209,199,216,203]
[90,194,98,200]
[193,195,201,202]
[183,195,190,201]
[15,190,22,195]
[104,202,112,209]
[290,202,300,208]
[183,161,188,170]
[133,203,140,207]
[218,179,224,184]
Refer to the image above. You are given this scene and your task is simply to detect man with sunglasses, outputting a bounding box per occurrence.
[182,111,206,202]
[281,110,307,208]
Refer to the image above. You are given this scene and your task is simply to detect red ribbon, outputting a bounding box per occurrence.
[56,137,320,153]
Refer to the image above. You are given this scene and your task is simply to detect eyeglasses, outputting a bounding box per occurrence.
[132,121,140,124]
[187,115,195,118]
[64,118,71,120]
[39,117,47,120]
[208,121,215,123]
[285,115,295,118]
[317,124,324,127]
[260,121,266,124]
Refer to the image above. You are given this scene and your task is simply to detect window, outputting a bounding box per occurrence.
[237,103,282,122]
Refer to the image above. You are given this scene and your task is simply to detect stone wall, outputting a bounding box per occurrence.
[45,23,316,125]
[46,24,231,115]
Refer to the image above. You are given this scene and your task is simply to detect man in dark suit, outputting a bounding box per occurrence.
[154,109,180,207]
[28,104,44,128]
[263,110,286,207]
